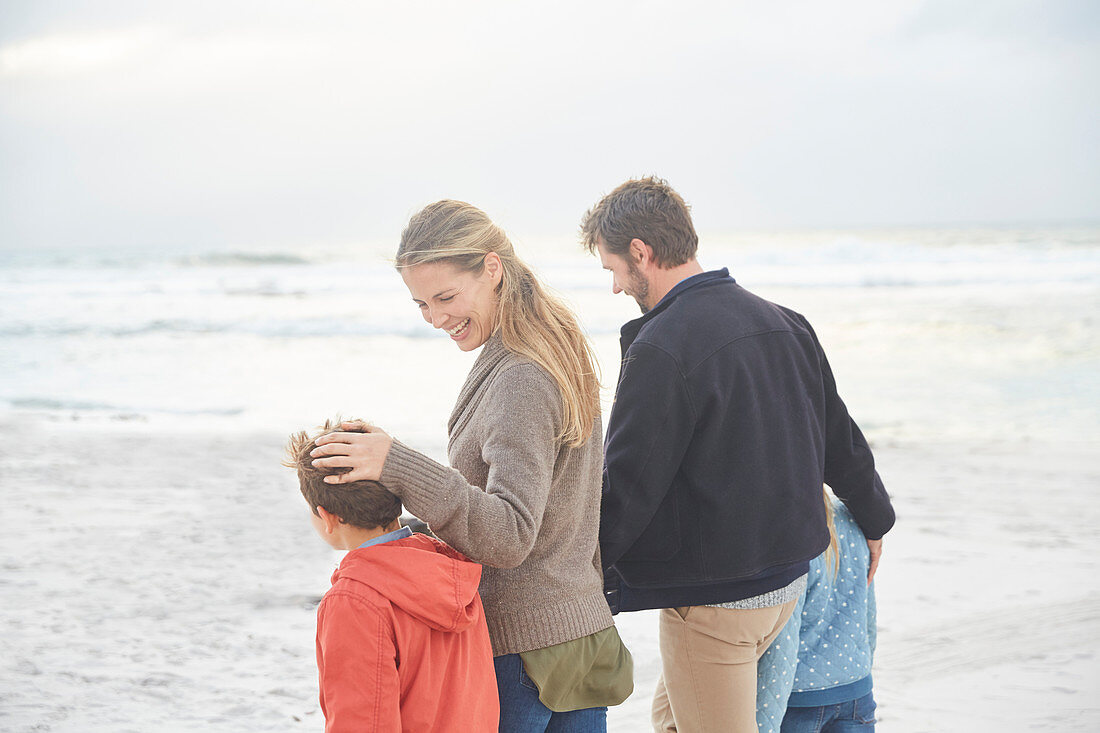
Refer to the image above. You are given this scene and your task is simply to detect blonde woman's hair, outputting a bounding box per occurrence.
[823,486,840,578]
[397,200,601,446]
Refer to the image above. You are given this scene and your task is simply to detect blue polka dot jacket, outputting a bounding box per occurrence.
[756,500,876,732]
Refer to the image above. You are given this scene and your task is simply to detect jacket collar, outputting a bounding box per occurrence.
[619,268,734,347]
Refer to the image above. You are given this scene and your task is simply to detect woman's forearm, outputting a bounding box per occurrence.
[380,439,549,568]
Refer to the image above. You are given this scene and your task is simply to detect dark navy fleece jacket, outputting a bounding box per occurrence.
[600,269,895,613]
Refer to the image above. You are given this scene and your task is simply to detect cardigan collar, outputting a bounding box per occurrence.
[447,329,510,436]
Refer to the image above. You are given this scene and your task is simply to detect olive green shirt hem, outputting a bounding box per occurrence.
[519,626,634,712]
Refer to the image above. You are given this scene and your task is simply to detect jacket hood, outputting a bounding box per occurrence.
[331,533,483,632]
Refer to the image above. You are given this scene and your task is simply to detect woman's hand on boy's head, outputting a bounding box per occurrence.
[310,425,393,484]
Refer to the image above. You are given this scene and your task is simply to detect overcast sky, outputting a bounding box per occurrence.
[1,0,1097,251]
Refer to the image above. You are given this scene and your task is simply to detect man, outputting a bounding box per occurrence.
[581,177,895,732]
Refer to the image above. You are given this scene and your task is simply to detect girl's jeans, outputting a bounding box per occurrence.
[493,653,607,733]
[780,691,877,733]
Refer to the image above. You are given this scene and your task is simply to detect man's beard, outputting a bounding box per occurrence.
[628,261,651,314]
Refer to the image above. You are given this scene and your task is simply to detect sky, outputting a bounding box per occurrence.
[0,0,1097,251]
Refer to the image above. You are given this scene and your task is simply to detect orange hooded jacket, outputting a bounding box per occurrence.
[315,533,499,732]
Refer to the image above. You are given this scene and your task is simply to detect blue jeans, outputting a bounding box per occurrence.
[493,653,607,732]
[780,691,876,732]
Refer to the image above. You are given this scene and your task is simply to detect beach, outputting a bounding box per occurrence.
[2,227,1098,731]
[2,422,1096,731]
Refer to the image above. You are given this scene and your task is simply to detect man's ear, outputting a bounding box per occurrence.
[629,238,653,267]
[316,506,342,534]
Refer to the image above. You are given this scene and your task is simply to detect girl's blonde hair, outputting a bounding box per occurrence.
[823,486,840,578]
[397,200,601,446]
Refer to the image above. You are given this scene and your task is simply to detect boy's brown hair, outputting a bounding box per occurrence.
[284,419,402,530]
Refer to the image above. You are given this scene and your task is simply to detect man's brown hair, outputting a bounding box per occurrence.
[580,176,699,268]
[283,419,402,530]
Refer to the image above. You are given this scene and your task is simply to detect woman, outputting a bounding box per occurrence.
[311,200,632,731]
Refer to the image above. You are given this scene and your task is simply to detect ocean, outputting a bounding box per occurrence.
[2,226,1097,449]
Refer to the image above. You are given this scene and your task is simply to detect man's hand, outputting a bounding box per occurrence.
[310,422,393,483]
[866,538,883,586]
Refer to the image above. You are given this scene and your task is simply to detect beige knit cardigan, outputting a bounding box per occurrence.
[379,332,614,656]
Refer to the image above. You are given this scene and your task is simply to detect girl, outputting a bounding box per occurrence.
[757,489,878,732]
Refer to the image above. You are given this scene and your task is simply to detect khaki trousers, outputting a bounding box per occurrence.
[651,599,799,733]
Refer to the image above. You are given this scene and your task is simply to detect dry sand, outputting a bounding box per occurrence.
[1,416,1098,731]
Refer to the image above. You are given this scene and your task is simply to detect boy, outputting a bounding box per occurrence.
[286,420,499,732]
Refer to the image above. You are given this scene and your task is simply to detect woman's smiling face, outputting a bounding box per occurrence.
[400,255,502,351]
